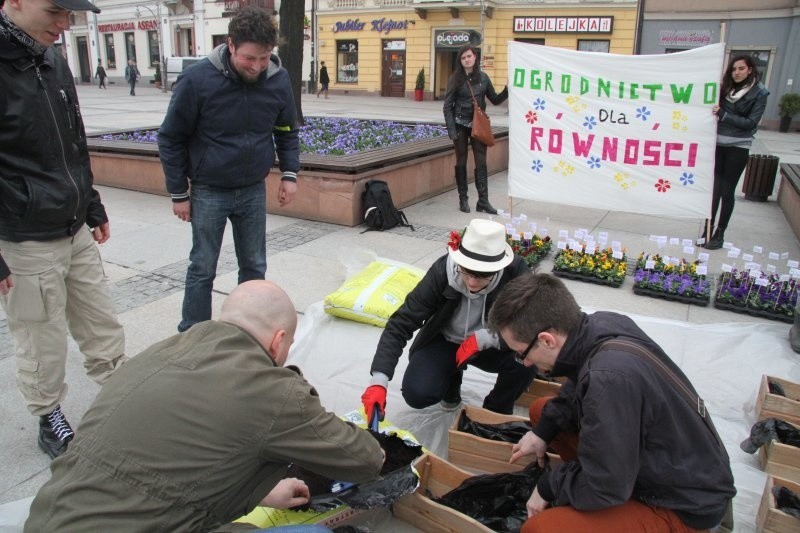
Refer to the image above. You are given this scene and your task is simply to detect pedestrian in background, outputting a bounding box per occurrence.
[443,44,507,214]
[95,57,106,89]
[317,60,329,98]
[159,5,300,333]
[704,54,769,250]
[125,58,139,95]
[0,0,127,459]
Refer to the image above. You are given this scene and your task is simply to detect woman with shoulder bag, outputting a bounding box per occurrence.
[704,55,769,250]
[443,45,508,214]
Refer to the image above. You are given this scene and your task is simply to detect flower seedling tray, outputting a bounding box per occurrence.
[632,286,710,307]
[756,375,800,427]
[712,301,793,324]
[553,269,624,288]
[756,475,800,533]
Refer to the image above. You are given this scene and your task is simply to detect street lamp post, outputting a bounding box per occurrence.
[136,3,166,93]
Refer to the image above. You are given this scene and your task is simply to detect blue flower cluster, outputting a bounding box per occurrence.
[99,118,448,157]
[633,268,710,298]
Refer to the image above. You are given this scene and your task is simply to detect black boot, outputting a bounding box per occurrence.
[474,167,497,214]
[455,166,470,213]
[38,404,74,459]
[704,227,725,250]
[441,370,463,410]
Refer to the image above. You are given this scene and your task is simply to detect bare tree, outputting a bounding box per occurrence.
[278,0,305,125]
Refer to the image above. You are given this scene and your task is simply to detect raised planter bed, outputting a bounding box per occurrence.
[87,125,509,227]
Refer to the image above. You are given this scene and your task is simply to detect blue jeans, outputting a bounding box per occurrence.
[179,182,267,332]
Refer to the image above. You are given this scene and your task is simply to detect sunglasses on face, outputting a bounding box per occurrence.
[456,266,496,280]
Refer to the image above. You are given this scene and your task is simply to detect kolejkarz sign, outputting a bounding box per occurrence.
[507,42,724,218]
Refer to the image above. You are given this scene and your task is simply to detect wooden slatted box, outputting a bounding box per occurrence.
[514,378,564,409]
[757,475,800,532]
[759,438,800,484]
[755,375,800,426]
[393,453,493,532]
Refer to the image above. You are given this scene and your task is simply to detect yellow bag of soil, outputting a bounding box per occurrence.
[324,261,424,327]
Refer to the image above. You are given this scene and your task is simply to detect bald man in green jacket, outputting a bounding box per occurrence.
[26,281,383,532]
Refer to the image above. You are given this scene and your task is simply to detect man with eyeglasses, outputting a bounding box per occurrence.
[488,273,735,533]
[361,219,537,423]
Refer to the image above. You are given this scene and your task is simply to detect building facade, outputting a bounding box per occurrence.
[640,0,800,129]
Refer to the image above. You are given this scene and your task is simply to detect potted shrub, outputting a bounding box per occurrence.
[153,61,162,89]
[778,93,800,132]
[414,68,425,101]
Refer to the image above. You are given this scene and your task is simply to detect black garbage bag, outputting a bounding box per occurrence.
[457,410,532,443]
[287,431,423,512]
[434,461,548,532]
[740,418,800,453]
[773,485,800,518]
[768,379,786,397]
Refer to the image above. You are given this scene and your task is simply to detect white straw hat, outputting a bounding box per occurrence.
[448,219,513,272]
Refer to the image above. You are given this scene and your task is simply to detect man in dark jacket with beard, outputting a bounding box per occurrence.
[159,5,300,334]
[490,274,736,533]
[0,0,127,459]
[361,219,537,421]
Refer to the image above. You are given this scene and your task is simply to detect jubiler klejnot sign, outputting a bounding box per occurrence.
[507,42,725,218]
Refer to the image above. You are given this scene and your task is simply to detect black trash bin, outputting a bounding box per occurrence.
[742,154,779,201]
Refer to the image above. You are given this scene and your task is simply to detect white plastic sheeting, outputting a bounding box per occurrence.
[288,298,798,533]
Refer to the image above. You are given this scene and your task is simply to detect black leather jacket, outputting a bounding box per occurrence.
[0,35,107,247]
[717,81,769,140]
[443,71,508,139]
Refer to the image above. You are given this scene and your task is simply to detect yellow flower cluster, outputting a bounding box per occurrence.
[554,245,627,282]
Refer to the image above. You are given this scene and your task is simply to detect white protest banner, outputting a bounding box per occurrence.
[508,42,724,218]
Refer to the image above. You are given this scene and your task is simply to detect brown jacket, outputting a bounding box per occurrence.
[25,321,383,532]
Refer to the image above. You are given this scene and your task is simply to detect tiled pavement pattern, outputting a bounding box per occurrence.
[0,221,452,361]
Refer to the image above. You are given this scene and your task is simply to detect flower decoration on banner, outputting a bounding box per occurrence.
[632,253,710,304]
[533,97,546,111]
[679,172,695,186]
[552,244,627,287]
[654,178,671,193]
[636,106,651,121]
[583,116,597,130]
[525,111,539,124]
[507,233,552,268]
[531,159,544,173]
[587,156,601,169]
[100,118,448,156]
[448,229,464,252]
[715,268,798,322]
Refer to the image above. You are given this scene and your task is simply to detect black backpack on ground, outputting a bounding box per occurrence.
[361,180,414,232]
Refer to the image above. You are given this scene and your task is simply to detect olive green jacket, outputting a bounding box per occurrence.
[26,321,383,532]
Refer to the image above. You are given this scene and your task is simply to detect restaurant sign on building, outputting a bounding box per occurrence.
[658,30,712,48]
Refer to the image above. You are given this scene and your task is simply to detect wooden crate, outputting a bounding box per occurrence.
[393,453,493,532]
[448,405,559,474]
[757,475,800,532]
[514,378,564,409]
[760,439,800,484]
[755,375,800,426]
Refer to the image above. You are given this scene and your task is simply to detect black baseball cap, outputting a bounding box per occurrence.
[51,0,101,13]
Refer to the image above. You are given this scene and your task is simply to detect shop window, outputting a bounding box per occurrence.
[337,40,358,83]
[104,33,116,69]
[125,32,136,62]
[577,40,610,53]
[665,48,688,54]
[515,38,545,46]
[147,30,160,67]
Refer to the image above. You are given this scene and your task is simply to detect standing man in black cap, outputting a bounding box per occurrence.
[0,0,127,459]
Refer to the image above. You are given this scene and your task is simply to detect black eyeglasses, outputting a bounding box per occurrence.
[456,266,496,280]
[514,329,547,364]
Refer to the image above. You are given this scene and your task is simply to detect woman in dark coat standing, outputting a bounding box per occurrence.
[704,55,769,249]
[443,44,508,214]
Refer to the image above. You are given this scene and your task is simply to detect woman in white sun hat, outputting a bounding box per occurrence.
[362,219,537,423]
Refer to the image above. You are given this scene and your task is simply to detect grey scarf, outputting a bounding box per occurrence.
[0,8,48,57]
